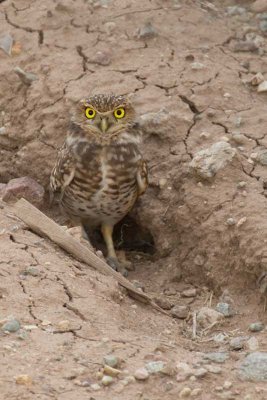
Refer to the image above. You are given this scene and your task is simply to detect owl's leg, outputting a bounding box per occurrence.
[101,223,128,277]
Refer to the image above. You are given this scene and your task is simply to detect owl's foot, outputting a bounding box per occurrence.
[106,257,128,277]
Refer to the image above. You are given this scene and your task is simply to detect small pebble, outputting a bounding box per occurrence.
[15,374,32,385]
[103,355,118,368]
[230,337,246,351]
[14,66,38,86]
[2,319,20,333]
[179,387,192,398]
[203,352,229,363]
[103,365,121,377]
[257,80,267,92]
[146,361,165,374]
[197,307,224,328]
[23,267,40,277]
[93,50,111,66]
[260,20,267,33]
[246,336,259,351]
[223,381,233,390]
[216,302,235,317]
[193,367,207,378]
[0,127,6,135]
[206,365,222,374]
[250,72,264,86]
[191,388,202,396]
[0,33,13,55]
[226,218,236,226]
[57,320,71,332]
[137,22,157,39]
[181,288,197,298]
[90,383,101,391]
[249,322,264,332]
[213,333,227,343]
[165,381,174,391]
[171,305,189,319]
[134,367,149,380]
[226,6,246,15]
[154,296,173,310]
[101,375,113,386]
[191,62,205,70]
[23,324,38,331]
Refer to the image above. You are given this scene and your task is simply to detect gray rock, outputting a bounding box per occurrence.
[226,218,236,226]
[23,267,40,277]
[258,12,267,20]
[197,307,224,328]
[193,367,207,378]
[134,367,149,380]
[252,0,267,13]
[181,288,197,298]
[137,22,157,39]
[238,352,267,381]
[206,365,222,374]
[216,302,235,317]
[2,318,21,333]
[14,67,38,86]
[226,6,246,15]
[249,322,264,332]
[256,150,267,165]
[190,142,236,180]
[103,355,119,368]
[203,352,229,363]
[229,337,246,351]
[2,176,44,207]
[154,296,173,310]
[213,333,227,343]
[93,50,111,66]
[0,127,6,135]
[146,361,165,374]
[0,33,13,55]
[246,337,259,351]
[171,305,189,319]
[233,40,259,52]
[101,375,113,386]
[260,19,267,32]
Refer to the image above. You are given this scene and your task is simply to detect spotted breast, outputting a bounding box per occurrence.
[51,138,146,228]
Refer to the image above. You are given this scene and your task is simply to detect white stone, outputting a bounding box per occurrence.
[134,368,149,380]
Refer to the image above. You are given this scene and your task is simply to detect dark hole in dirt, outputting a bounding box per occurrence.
[84,215,155,256]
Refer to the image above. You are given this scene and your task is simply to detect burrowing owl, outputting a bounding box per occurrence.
[50,94,148,274]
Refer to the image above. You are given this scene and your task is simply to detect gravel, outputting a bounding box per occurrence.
[171,305,189,319]
[2,318,21,333]
[103,355,119,368]
[238,352,267,381]
[134,367,149,380]
[189,141,236,180]
[249,322,264,332]
[203,352,229,363]
[216,302,235,317]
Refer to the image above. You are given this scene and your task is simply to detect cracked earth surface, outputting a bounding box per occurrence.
[1,0,267,399]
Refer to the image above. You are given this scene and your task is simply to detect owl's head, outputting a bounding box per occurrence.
[71,94,138,144]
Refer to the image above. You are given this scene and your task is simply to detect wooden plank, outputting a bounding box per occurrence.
[12,198,167,314]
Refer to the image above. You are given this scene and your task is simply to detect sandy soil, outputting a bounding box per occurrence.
[0,0,267,398]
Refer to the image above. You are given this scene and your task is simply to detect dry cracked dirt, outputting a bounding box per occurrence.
[1,0,267,399]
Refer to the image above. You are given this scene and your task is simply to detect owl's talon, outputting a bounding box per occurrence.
[106,257,128,277]
[107,256,119,272]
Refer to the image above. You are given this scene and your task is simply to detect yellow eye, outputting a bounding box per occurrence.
[85,107,96,119]
[114,107,125,119]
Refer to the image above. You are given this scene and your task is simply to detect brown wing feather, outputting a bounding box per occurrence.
[136,159,148,196]
[49,142,76,204]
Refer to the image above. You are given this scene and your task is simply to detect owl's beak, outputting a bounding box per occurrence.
[100,117,109,133]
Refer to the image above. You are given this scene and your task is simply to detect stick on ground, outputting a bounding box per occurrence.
[12,198,167,315]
